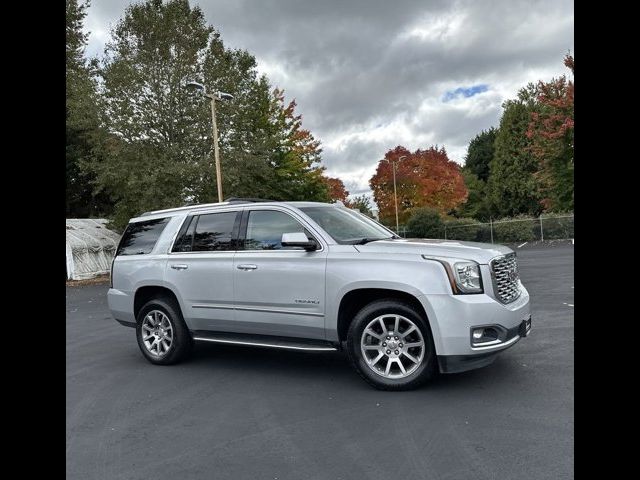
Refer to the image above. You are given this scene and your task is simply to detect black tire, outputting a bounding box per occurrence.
[346,299,437,391]
[135,296,193,365]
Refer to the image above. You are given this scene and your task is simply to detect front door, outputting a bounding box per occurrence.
[233,208,327,339]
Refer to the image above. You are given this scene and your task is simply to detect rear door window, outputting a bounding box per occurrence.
[116,217,170,256]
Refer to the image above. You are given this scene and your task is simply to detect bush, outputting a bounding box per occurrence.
[492,215,536,243]
[444,217,482,241]
[541,213,574,239]
[406,208,445,238]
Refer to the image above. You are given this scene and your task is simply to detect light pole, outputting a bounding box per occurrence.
[186,81,234,202]
[383,155,406,233]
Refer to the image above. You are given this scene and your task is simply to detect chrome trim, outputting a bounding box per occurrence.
[192,337,337,351]
[192,304,324,317]
[470,334,520,351]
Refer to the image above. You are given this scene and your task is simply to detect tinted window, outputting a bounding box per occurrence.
[192,212,238,251]
[172,216,196,252]
[116,218,170,256]
[245,210,307,250]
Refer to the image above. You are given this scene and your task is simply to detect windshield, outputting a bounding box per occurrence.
[300,206,396,244]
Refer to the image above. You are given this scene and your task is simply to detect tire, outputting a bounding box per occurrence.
[346,299,437,391]
[135,297,193,365]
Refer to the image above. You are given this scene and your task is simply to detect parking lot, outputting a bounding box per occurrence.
[66,245,573,480]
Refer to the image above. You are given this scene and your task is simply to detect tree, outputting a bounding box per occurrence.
[91,0,329,228]
[267,89,330,202]
[323,176,349,202]
[464,128,497,182]
[346,195,373,217]
[456,170,491,220]
[526,55,574,211]
[66,0,112,217]
[486,86,543,218]
[370,146,467,225]
[406,208,444,238]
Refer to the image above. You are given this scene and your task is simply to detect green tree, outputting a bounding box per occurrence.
[456,170,491,220]
[464,128,496,182]
[66,0,112,217]
[347,194,373,217]
[486,86,543,217]
[91,0,328,228]
[406,208,444,238]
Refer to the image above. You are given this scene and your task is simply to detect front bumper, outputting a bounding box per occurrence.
[418,284,531,372]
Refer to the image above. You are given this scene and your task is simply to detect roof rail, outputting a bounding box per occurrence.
[140,202,229,216]
[224,197,276,203]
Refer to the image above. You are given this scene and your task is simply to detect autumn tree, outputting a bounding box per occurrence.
[268,89,330,201]
[370,146,467,225]
[526,54,574,211]
[323,176,349,202]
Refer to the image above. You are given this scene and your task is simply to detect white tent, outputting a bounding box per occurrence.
[66,219,121,280]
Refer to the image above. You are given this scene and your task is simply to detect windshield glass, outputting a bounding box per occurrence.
[300,206,395,244]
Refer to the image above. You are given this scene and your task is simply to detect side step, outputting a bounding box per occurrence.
[192,331,338,352]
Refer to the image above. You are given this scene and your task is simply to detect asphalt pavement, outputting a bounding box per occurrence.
[66,245,574,480]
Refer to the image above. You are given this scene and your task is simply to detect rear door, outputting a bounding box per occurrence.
[164,209,241,332]
[232,207,328,339]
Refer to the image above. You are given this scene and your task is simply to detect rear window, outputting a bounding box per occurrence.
[116,218,170,256]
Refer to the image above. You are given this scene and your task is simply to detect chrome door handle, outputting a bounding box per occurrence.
[237,264,258,271]
[171,264,188,270]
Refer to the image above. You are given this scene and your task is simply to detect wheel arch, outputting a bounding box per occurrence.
[336,288,436,345]
[134,285,182,321]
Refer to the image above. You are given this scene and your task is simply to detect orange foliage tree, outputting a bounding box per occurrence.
[323,176,349,202]
[370,146,467,225]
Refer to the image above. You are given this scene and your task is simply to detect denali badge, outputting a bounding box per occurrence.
[295,299,320,305]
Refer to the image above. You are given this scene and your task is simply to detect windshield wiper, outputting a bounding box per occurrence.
[353,237,392,245]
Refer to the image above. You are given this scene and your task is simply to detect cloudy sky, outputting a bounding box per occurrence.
[84,0,573,199]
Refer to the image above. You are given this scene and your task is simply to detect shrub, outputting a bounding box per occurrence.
[444,217,482,241]
[406,208,445,238]
[492,215,536,243]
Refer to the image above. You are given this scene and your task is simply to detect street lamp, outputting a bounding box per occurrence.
[186,81,234,202]
[383,155,406,233]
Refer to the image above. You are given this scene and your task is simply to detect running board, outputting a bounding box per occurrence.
[191,331,338,352]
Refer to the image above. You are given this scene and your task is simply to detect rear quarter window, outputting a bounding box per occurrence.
[116,217,170,256]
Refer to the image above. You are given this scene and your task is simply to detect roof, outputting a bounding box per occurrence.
[66,218,120,252]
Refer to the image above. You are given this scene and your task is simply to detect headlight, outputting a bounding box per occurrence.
[453,261,482,293]
[422,255,484,294]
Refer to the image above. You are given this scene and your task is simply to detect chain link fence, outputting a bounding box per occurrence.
[395,214,574,243]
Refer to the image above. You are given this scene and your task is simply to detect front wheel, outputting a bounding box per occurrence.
[346,299,437,390]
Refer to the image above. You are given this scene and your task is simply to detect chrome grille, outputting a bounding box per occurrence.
[490,253,521,304]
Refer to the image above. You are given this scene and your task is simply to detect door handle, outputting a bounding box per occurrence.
[171,264,188,270]
[237,264,258,271]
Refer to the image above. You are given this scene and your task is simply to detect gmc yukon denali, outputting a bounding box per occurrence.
[108,199,531,390]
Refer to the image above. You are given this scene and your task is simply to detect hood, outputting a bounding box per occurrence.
[353,238,513,264]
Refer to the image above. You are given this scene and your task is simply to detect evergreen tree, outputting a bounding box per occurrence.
[486,86,543,217]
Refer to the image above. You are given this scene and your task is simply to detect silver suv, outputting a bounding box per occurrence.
[109,199,531,390]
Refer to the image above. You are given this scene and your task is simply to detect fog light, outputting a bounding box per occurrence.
[472,329,484,340]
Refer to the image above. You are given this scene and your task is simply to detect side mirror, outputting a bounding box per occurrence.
[281,232,318,251]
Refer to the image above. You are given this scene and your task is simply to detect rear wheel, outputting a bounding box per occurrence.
[136,297,193,365]
[346,299,437,390]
